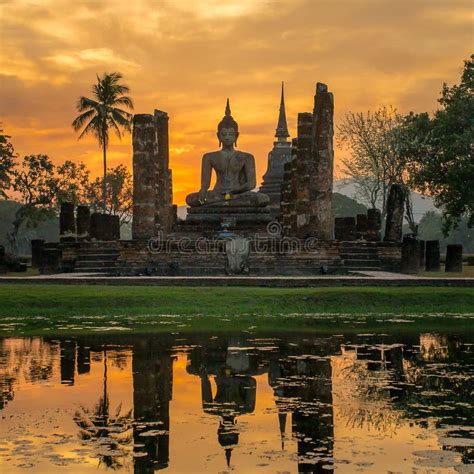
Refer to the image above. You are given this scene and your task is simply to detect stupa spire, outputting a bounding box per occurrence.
[275,82,289,140]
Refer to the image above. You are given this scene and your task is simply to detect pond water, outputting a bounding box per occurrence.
[0,332,473,473]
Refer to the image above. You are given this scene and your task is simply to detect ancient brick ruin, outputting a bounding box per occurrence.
[39,83,408,276]
[132,110,174,239]
[281,83,334,240]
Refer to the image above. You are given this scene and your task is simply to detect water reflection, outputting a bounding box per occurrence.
[0,332,473,473]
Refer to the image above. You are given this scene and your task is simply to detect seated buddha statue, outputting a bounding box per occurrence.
[186,100,270,208]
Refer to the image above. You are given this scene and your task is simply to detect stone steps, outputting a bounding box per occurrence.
[73,248,119,273]
[340,242,383,270]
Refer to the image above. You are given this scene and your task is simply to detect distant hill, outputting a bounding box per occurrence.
[334,179,436,221]
[0,200,59,255]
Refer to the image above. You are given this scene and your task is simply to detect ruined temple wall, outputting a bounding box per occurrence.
[132,114,158,239]
[132,111,174,240]
[310,83,334,239]
[282,83,334,239]
[154,110,173,234]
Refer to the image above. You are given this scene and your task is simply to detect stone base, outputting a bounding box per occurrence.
[58,239,401,276]
[185,206,273,226]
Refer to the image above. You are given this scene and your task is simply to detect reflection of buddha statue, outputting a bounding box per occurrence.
[186,100,270,208]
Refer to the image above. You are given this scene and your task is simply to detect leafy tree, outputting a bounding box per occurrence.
[0,126,17,199]
[8,155,58,253]
[55,160,91,205]
[86,164,133,223]
[72,72,134,211]
[338,106,417,233]
[403,55,474,232]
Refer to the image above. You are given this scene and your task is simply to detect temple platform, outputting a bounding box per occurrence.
[184,205,273,228]
[48,239,402,276]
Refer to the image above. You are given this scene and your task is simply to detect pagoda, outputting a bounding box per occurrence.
[259,82,292,217]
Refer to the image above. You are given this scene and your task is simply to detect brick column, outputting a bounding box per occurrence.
[132,114,158,239]
[384,184,405,242]
[309,82,334,239]
[154,110,173,234]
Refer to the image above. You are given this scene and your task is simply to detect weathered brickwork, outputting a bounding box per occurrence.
[132,110,174,240]
[282,83,334,239]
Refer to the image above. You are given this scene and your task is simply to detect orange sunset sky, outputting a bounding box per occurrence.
[0,0,472,204]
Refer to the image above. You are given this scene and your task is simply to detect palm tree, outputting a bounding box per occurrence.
[72,72,134,211]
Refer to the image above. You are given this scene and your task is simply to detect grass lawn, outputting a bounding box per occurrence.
[0,284,472,337]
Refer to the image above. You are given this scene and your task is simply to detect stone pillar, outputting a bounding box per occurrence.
[445,244,462,272]
[419,239,425,268]
[294,112,313,238]
[425,240,440,271]
[90,213,120,241]
[31,239,44,268]
[384,184,405,242]
[334,217,344,240]
[39,245,62,274]
[309,82,334,239]
[282,83,334,239]
[76,205,90,240]
[356,214,368,239]
[401,235,420,274]
[154,110,173,234]
[0,245,6,274]
[342,217,357,241]
[59,202,75,241]
[132,114,158,240]
[367,208,382,241]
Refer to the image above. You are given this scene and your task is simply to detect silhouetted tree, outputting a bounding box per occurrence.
[72,72,134,211]
[0,125,16,200]
[402,55,474,232]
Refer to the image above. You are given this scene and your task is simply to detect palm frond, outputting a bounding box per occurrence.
[71,109,96,132]
[110,109,132,131]
[76,96,99,112]
[78,115,104,144]
[110,120,124,140]
[110,96,134,109]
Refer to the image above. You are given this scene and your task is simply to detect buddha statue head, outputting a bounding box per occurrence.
[217,99,239,147]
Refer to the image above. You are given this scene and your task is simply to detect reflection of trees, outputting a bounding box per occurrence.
[332,344,406,435]
[0,337,56,410]
[402,334,473,464]
[74,348,133,470]
[332,333,473,467]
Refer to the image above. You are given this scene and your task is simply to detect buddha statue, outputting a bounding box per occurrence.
[186,100,270,208]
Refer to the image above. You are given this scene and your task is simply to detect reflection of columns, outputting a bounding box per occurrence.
[293,358,333,473]
[270,356,334,473]
[60,340,76,385]
[77,342,91,375]
[132,343,174,472]
[0,373,14,410]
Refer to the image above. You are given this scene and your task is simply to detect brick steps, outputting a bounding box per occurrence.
[73,248,119,273]
[340,242,382,271]
[65,240,400,275]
